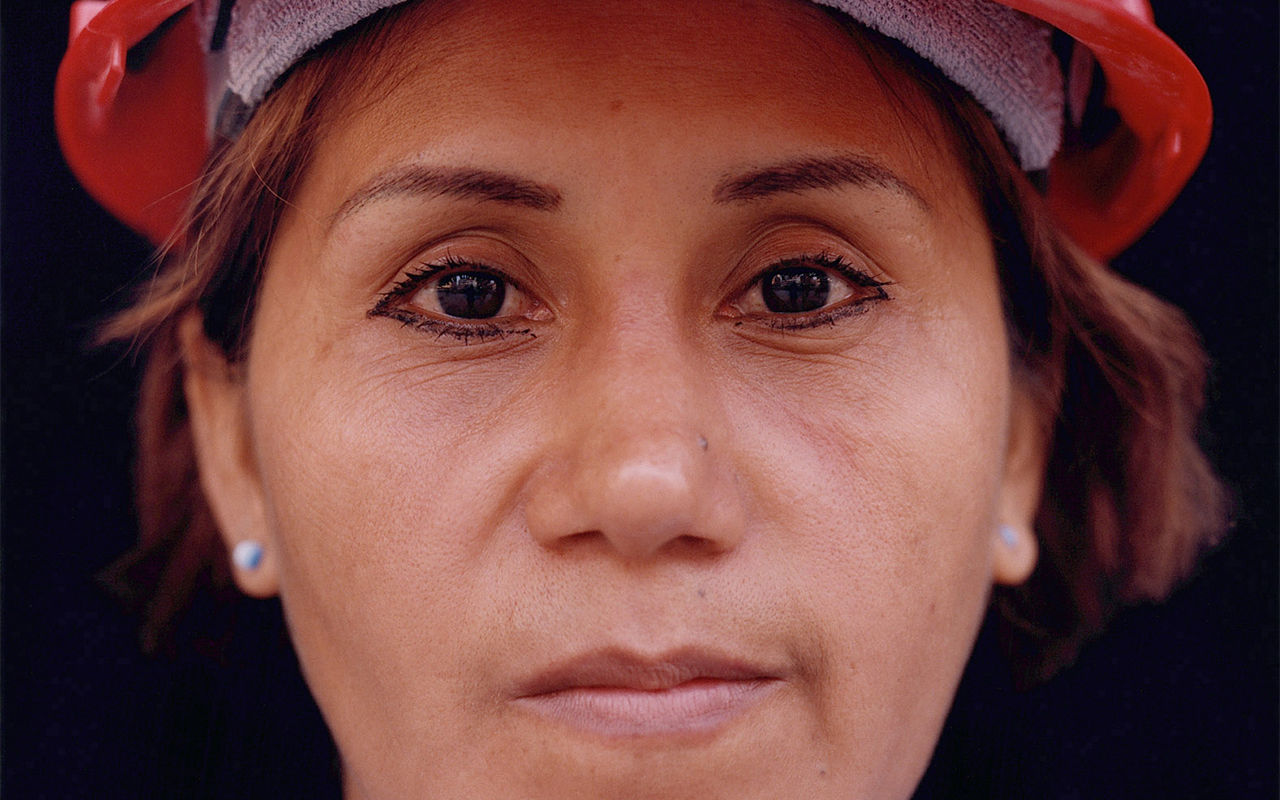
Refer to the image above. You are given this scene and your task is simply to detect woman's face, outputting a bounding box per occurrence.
[186,0,1046,796]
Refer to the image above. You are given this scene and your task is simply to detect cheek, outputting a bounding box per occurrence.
[253,362,522,554]
[734,292,1010,570]
[243,313,553,751]
[725,295,1010,766]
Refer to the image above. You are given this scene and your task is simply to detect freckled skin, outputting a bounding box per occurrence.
[185,0,1048,797]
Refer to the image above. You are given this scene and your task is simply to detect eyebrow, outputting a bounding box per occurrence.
[713,154,928,209]
[331,165,563,228]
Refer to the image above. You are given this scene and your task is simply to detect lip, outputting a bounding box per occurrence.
[511,648,784,738]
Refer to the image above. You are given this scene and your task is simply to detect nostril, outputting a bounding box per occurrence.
[536,529,604,554]
[565,530,604,548]
[668,533,722,556]
[542,529,723,558]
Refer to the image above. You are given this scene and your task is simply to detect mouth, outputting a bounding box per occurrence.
[511,648,785,738]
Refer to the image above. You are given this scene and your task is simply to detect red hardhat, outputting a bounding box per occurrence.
[54,0,1211,258]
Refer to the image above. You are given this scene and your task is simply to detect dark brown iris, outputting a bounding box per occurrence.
[763,266,829,313]
[437,272,506,318]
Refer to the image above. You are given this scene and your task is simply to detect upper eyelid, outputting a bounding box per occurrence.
[740,252,892,293]
[769,252,879,277]
[374,227,543,290]
[383,256,526,300]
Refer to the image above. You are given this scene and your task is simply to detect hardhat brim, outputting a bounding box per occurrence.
[54,0,1212,258]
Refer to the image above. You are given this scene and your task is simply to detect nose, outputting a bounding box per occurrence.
[523,328,746,560]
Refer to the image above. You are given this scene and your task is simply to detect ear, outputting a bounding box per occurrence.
[992,384,1050,586]
[179,313,279,598]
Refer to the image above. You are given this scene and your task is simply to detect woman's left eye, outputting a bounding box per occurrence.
[760,266,834,313]
[730,255,890,324]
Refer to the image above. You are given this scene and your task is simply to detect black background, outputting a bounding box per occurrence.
[3,2,1276,797]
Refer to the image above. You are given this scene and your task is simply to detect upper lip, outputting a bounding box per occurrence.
[515,647,784,696]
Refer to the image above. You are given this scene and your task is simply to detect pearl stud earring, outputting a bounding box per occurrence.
[232,540,264,571]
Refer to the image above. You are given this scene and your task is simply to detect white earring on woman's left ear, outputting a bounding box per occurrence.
[999,524,1020,549]
[232,540,265,571]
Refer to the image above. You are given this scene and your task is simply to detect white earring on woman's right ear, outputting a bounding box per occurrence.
[232,539,265,571]
[992,523,1038,586]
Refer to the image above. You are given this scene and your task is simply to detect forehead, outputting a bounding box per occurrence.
[306,0,973,213]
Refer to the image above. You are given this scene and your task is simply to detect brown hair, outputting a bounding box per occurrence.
[101,5,1228,679]
[98,2,429,651]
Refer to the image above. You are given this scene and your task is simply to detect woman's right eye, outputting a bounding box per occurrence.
[369,256,545,342]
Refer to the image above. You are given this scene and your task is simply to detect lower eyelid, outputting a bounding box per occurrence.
[756,294,888,332]
[368,267,547,346]
[374,307,536,343]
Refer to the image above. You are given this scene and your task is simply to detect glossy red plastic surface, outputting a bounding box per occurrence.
[54,0,1212,257]
[1003,0,1212,257]
[55,0,205,244]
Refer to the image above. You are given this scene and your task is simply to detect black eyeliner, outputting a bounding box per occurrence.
[749,251,892,332]
[367,254,538,343]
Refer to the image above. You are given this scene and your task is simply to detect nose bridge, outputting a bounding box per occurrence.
[578,313,702,447]
[524,305,745,559]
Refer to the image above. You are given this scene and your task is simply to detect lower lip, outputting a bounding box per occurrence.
[514,678,780,738]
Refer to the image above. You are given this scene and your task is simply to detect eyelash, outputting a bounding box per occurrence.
[368,251,892,342]
[368,254,535,343]
[743,252,893,331]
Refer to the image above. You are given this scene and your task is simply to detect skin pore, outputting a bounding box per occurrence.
[180,0,1048,797]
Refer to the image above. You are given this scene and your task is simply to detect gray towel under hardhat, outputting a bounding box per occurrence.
[194,0,1063,171]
